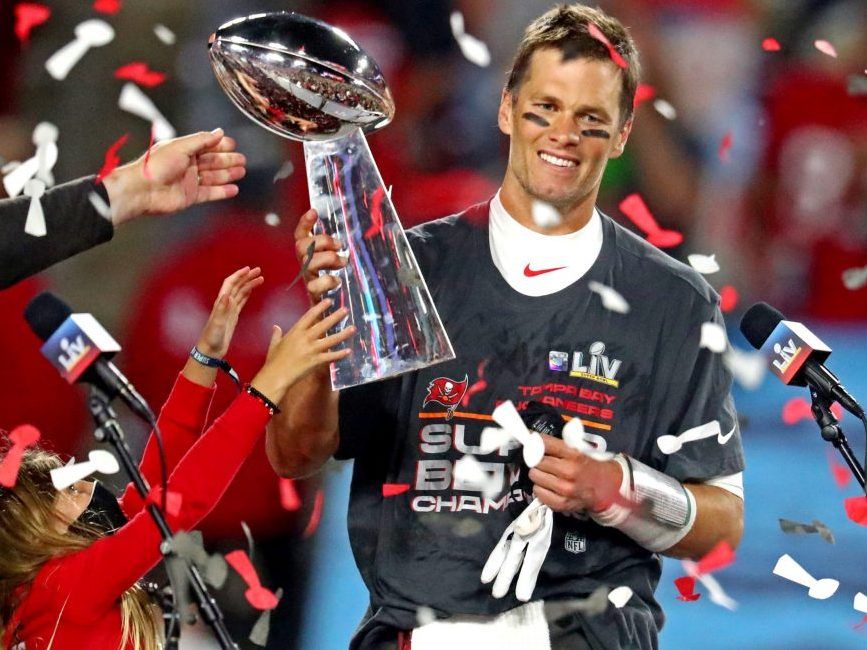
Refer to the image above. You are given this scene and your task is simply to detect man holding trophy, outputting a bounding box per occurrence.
[210,5,745,649]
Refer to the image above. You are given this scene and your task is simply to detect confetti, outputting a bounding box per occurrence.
[719,285,739,312]
[531,200,562,229]
[88,191,112,219]
[692,570,737,610]
[762,38,781,52]
[656,420,726,455]
[479,427,514,455]
[844,496,867,526]
[699,322,727,353]
[687,254,720,275]
[264,213,281,227]
[278,478,301,511]
[92,0,121,15]
[782,397,843,425]
[153,24,176,45]
[114,62,166,88]
[272,161,295,182]
[225,550,279,610]
[586,22,627,69]
[633,84,656,109]
[415,606,436,627]
[779,518,835,544]
[14,3,51,44]
[842,266,867,290]
[0,425,41,488]
[454,454,500,499]
[118,82,176,141]
[723,346,766,390]
[652,99,677,121]
[814,40,837,58]
[95,134,129,184]
[588,281,630,314]
[302,488,324,538]
[491,401,545,468]
[382,483,410,497]
[695,540,735,575]
[50,449,119,490]
[461,359,489,408]
[45,19,115,81]
[171,530,228,588]
[449,11,491,68]
[828,450,851,488]
[773,553,839,599]
[618,193,683,248]
[608,586,633,608]
[718,131,733,163]
[249,588,283,646]
[23,179,47,237]
[33,122,59,187]
[241,520,256,562]
[855,592,867,614]
[674,576,700,601]
[562,416,614,460]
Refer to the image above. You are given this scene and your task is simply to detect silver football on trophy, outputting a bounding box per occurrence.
[208,12,395,142]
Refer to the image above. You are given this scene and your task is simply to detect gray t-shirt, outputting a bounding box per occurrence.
[337,201,745,650]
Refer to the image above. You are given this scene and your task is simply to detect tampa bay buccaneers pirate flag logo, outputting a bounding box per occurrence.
[423,375,468,420]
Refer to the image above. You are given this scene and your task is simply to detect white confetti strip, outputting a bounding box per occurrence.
[416,606,437,627]
[687,253,720,275]
[23,179,47,237]
[479,426,514,454]
[608,586,633,609]
[454,454,501,499]
[657,420,722,455]
[153,23,176,45]
[45,19,114,81]
[264,212,281,227]
[699,322,727,353]
[3,128,58,198]
[813,39,837,58]
[50,450,119,490]
[854,592,867,614]
[562,416,614,460]
[652,99,677,120]
[588,281,630,314]
[683,560,738,610]
[449,11,491,68]
[772,554,839,600]
[723,346,766,390]
[118,83,176,141]
[491,400,545,468]
[531,200,562,229]
[272,161,295,182]
[33,122,59,187]
[842,266,867,291]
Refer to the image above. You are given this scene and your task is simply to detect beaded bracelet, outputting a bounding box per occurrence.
[244,384,281,415]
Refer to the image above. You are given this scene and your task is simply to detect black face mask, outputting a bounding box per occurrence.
[80,481,128,533]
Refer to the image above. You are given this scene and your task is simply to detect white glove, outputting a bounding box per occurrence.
[481,497,554,602]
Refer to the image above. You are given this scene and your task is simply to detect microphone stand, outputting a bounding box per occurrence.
[87,388,239,650]
[810,388,867,493]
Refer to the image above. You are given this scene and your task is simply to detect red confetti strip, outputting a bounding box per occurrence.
[853,616,867,631]
[633,84,656,109]
[225,550,279,610]
[782,397,843,425]
[618,194,684,249]
[587,22,628,69]
[719,285,739,312]
[382,483,410,497]
[0,425,41,488]
[278,478,301,511]
[364,186,387,239]
[114,62,167,88]
[827,450,851,488]
[845,496,867,526]
[96,134,129,184]
[92,0,121,15]
[302,488,324,538]
[14,3,51,43]
[814,40,837,58]
[718,130,733,163]
[142,125,156,180]
[674,576,701,601]
[762,38,781,52]
[462,359,489,407]
[695,540,735,575]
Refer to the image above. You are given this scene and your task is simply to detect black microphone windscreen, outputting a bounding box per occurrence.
[24,292,73,342]
[740,302,786,350]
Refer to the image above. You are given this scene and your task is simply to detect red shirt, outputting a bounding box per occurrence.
[4,374,271,649]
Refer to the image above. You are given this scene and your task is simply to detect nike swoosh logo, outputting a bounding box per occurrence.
[718,424,737,444]
[524,264,568,278]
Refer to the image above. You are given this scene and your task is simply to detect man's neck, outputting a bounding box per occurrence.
[499,174,598,236]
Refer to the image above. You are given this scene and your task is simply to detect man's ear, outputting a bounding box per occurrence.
[498,89,514,136]
[610,117,633,159]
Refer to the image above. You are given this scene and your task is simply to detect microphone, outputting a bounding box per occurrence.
[740,302,864,418]
[24,292,156,424]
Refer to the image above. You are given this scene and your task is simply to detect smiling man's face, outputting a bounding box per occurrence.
[499,48,632,221]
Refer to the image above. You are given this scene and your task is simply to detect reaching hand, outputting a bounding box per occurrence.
[196,266,264,359]
[102,128,247,226]
[251,299,356,405]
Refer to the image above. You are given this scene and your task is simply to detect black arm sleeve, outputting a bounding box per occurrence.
[0,176,114,289]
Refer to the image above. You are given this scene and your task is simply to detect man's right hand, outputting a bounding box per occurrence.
[294,208,348,301]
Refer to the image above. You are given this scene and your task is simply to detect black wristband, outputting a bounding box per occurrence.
[244,384,281,415]
[190,346,241,388]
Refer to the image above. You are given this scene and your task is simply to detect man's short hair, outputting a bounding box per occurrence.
[505,4,641,127]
